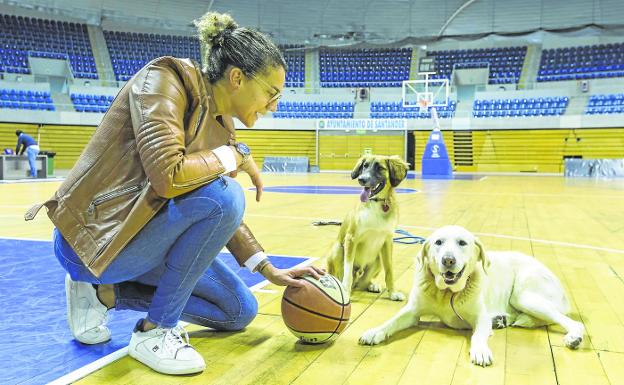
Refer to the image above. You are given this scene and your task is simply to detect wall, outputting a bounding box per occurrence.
[414,127,624,173]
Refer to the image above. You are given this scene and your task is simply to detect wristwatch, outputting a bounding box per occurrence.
[253,258,271,273]
[234,142,251,164]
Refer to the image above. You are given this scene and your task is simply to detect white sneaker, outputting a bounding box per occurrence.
[65,274,111,344]
[128,320,206,375]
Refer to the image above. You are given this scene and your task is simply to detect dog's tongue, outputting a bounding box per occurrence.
[360,188,370,202]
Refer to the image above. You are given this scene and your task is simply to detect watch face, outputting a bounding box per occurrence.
[236,142,251,156]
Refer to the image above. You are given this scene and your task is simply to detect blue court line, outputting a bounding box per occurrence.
[255,185,419,194]
[0,238,308,385]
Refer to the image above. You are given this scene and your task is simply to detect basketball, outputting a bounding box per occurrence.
[281,274,351,344]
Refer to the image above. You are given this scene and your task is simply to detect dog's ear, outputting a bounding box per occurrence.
[416,238,430,270]
[475,237,490,273]
[387,156,410,187]
[351,156,366,180]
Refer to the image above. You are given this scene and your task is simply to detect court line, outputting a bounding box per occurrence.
[247,213,624,255]
[53,256,316,384]
[47,347,129,385]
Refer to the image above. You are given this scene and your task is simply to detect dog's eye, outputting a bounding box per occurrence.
[458,240,467,246]
[434,239,442,246]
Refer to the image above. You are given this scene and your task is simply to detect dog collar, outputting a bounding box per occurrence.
[370,198,390,212]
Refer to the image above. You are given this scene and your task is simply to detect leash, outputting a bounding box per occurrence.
[311,221,426,245]
[393,229,426,244]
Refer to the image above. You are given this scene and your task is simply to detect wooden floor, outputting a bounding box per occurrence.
[3,172,624,385]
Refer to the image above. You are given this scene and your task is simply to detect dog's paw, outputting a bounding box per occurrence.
[367,283,382,293]
[470,343,493,367]
[491,314,507,329]
[389,291,405,301]
[359,328,387,345]
[564,321,585,349]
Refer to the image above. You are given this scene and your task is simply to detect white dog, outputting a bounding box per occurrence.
[359,225,585,367]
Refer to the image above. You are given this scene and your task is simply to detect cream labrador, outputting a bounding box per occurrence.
[359,225,585,367]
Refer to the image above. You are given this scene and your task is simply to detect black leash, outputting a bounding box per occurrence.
[311,221,425,245]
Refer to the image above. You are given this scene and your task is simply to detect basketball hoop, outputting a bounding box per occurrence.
[417,98,430,113]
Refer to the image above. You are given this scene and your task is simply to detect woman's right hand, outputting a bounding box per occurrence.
[228,146,263,202]
[239,155,263,202]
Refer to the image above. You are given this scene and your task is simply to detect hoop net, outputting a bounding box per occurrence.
[418,99,441,130]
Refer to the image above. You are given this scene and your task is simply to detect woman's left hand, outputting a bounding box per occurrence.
[260,263,326,287]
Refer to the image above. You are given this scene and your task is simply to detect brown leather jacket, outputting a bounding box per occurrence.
[25,57,263,277]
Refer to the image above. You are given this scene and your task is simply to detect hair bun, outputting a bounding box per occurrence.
[195,12,238,48]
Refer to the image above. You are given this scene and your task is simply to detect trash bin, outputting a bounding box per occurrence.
[39,151,56,176]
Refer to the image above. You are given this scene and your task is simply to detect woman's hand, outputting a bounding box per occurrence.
[260,263,326,287]
[228,147,263,202]
[239,155,263,202]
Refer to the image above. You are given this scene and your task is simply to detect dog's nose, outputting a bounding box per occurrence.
[442,255,456,267]
[358,176,368,184]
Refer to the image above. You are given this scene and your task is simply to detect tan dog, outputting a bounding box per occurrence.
[326,155,409,301]
[359,225,585,367]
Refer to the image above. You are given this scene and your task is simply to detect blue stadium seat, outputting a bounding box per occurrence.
[538,42,624,82]
[0,88,55,111]
[427,46,527,85]
[319,48,412,88]
[472,96,569,118]
[0,15,98,78]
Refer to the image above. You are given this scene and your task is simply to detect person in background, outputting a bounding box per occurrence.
[15,129,39,177]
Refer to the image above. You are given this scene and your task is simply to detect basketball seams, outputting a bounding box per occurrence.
[301,276,351,306]
[328,274,348,337]
[282,296,349,322]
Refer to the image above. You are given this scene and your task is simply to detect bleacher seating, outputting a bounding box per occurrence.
[427,47,527,84]
[273,101,354,118]
[280,45,304,87]
[104,31,200,81]
[70,93,112,113]
[538,43,624,82]
[472,97,569,118]
[370,101,457,119]
[0,14,97,79]
[585,94,624,114]
[0,88,55,111]
[319,48,411,87]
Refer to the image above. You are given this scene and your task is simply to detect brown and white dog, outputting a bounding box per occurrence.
[359,225,585,366]
[326,155,410,301]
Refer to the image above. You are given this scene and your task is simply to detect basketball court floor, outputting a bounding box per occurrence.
[2,171,624,385]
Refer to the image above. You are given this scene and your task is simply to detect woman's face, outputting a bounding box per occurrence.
[231,65,285,127]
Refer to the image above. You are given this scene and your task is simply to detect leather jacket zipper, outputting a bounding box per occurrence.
[87,183,144,215]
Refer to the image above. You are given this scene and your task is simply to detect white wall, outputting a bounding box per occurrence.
[0,80,50,92]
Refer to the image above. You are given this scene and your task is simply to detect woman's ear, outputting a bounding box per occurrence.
[475,238,490,273]
[229,67,243,89]
[351,156,366,180]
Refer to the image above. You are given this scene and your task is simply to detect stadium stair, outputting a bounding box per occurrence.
[565,95,589,116]
[51,93,73,112]
[518,45,541,89]
[87,25,115,83]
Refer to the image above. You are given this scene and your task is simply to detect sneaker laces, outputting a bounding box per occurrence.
[163,325,191,356]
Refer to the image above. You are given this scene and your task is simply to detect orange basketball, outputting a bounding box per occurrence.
[281,273,351,344]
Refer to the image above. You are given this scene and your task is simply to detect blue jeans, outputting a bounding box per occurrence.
[54,176,258,330]
[26,145,39,177]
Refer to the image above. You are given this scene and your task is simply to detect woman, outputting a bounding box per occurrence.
[25,12,323,376]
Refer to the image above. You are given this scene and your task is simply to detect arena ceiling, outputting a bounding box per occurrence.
[1,0,623,44]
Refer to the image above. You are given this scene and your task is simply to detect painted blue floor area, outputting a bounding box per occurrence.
[0,238,308,385]
[257,185,418,194]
